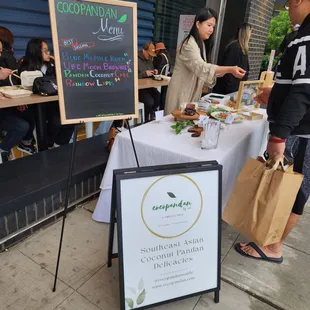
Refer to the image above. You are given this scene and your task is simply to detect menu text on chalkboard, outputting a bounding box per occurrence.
[49,0,138,124]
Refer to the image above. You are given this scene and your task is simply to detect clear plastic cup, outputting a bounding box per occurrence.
[201,119,221,150]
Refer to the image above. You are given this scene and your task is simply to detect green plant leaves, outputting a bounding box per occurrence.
[126,279,146,308]
[136,289,146,305]
[118,14,127,23]
[167,192,176,198]
[125,298,134,309]
[170,120,195,135]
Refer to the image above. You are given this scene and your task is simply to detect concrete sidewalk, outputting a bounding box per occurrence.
[0,199,308,310]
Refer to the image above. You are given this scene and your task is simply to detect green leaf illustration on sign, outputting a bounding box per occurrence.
[136,289,146,305]
[118,14,127,23]
[167,192,176,198]
[125,298,134,309]
[138,278,144,291]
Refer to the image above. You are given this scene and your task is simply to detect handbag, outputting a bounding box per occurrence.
[32,76,58,96]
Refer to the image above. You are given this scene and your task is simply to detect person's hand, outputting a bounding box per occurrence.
[146,70,154,77]
[267,138,286,160]
[154,69,158,75]
[254,86,273,105]
[16,105,26,112]
[229,66,246,79]
[0,67,13,80]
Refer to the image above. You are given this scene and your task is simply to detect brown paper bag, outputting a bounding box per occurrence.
[222,157,304,246]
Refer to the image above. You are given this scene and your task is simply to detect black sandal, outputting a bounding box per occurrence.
[235,242,283,264]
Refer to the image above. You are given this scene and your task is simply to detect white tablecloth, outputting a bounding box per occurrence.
[93,111,269,223]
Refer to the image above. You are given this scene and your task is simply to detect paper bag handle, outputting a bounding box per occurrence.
[266,158,285,171]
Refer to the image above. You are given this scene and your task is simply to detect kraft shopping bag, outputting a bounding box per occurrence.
[222,157,303,246]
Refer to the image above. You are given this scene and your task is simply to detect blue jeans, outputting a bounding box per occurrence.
[94,121,113,136]
[285,136,310,215]
[0,109,31,152]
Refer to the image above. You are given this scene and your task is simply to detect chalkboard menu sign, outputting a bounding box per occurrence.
[49,0,138,124]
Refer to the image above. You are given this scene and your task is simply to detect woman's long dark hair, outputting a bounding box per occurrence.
[22,38,46,71]
[180,8,218,62]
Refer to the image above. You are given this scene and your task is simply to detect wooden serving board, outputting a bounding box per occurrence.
[171,109,206,121]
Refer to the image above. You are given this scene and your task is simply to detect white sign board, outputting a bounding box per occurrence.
[177,15,195,47]
[114,163,222,309]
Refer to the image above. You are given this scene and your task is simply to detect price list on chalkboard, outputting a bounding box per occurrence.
[49,0,138,124]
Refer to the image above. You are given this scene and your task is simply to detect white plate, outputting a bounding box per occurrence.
[2,89,33,99]
[0,86,22,93]
[213,103,234,112]
[153,75,163,81]
[211,111,243,123]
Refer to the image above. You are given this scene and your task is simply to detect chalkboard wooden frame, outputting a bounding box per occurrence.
[49,0,139,124]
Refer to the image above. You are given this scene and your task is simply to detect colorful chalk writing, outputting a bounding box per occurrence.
[60,49,133,87]
[51,0,137,122]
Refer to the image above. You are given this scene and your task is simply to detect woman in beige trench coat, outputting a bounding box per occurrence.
[165,8,246,115]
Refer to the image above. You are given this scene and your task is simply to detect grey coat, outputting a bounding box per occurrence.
[165,36,218,115]
[138,51,154,79]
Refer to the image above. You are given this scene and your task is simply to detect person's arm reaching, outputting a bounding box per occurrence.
[179,38,245,88]
[0,67,13,80]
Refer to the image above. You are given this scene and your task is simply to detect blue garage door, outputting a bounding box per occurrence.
[0,0,155,59]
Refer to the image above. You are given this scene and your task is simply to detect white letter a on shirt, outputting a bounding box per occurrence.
[293,46,307,77]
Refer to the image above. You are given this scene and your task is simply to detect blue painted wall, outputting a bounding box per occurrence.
[0,0,155,58]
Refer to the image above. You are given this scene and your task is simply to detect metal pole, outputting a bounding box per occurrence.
[126,119,140,167]
[53,124,78,292]
[211,0,227,64]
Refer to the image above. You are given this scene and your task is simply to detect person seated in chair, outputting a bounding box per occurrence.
[0,40,36,162]
[19,38,74,148]
[138,42,160,121]
[153,42,171,76]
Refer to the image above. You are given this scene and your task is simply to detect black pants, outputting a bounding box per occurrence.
[0,107,35,151]
[139,88,160,121]
[14,107,36,142]
[46,102,75,147]
[285,136,310,215]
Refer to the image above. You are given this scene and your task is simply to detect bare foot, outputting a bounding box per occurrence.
[239,242,282,259]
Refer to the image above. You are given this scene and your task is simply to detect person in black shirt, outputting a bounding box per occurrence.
[0,27,19,75]
[236,0,310,264]
[214,23,251,94]
[19,38,74,148]
[153,42,171,76]
[0,29,37,158]
[276,23,300,56]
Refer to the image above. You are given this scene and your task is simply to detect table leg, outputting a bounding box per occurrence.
[160,86,168,111]
[85,122,94,138]
[214,290,220,303]
[35,103,48,152]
